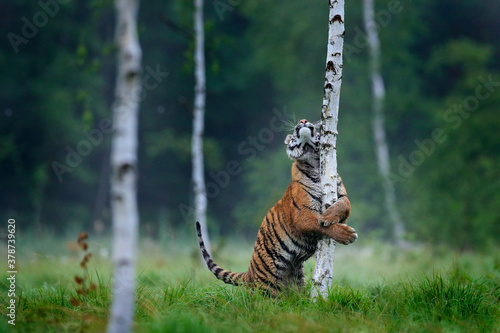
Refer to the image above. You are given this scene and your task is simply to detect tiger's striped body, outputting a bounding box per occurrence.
[196,119,357,295]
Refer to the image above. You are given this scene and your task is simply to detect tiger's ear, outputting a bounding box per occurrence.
[284,134,293,145]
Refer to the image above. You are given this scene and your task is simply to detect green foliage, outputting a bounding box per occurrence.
[233,148,292,229]
[1,0,500,249]
[404,38,500,250]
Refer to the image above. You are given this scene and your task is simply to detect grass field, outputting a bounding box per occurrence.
[1,230,500,332]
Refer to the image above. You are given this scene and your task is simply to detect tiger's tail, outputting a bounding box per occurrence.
[196,221,246,286]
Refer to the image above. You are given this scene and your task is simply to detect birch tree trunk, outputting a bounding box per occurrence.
[192,0,211,254]
[107,0,141,332]
[311,0,345,301]
[363,0,406,246]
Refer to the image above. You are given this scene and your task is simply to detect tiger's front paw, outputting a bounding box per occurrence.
[318,197,350,228]
[332,223,358,245]
[318,217,338,228]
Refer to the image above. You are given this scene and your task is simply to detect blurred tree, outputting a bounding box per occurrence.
[363,0,405,246]
[192,0,211,254]
[107,0,141,331]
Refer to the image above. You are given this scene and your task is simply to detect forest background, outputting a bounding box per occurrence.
[1,0,500,252]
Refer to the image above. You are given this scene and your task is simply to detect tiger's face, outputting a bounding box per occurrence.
[284,119,320,163]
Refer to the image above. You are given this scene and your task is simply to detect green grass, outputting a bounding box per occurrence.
[1,234,500,332]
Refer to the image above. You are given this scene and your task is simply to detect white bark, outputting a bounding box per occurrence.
[311,0,345,301]
[363,0,406,245]
[192,0,211,254]
[107,0,141,332]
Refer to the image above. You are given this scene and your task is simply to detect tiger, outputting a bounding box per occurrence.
[196,119,357,295]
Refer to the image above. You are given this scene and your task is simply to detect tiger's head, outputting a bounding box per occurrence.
[284,119,320,164]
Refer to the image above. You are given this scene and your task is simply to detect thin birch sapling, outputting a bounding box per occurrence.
[311,0,346,301]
